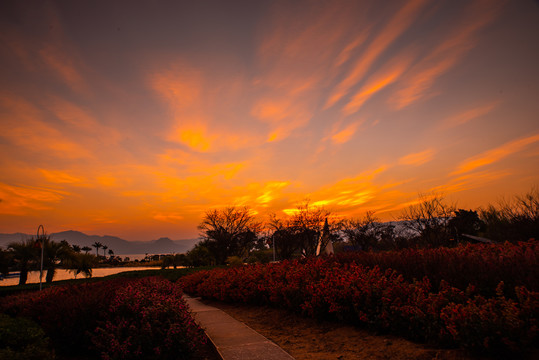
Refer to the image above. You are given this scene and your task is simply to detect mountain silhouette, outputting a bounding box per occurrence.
[0,231,200,255]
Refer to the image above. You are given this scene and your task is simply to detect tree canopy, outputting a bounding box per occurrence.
[198,206,262,264]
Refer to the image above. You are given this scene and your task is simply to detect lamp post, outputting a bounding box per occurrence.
[37,225,45,291]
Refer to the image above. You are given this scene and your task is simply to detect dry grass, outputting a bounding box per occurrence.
[205,300,519,360]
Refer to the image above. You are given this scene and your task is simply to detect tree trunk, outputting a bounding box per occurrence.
[46,267,56,283]
[19,265,28,285]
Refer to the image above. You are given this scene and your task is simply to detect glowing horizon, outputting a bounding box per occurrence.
[1,0,538,241]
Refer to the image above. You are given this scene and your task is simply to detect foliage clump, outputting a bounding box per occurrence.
[179,240,539,356]
[0,314,54,360]
[92,277,206,360]
[0,277,206,359]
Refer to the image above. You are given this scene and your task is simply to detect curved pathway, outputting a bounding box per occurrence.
[184,295,295,360]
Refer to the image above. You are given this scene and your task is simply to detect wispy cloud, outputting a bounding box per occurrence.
[232,181,291,209]
[293,166,388,213]
[453,133,539,175]
[0,3,90,95]
[334,29,371,68]
[432,170,510,194]
[390,0,504,109]
[151,66,262,152]
[254,181,290,206]
[325,0,428,109]
[253,0,383,141]
[328,122,361,144]
[250,97,312,142]
[342,52,415,115]
[0,94,94,159]
[39,44,88,94]
[399,149,436,166]
[39,169,85,185]
[0,0,534,239]
[441,100,499,129]
[47,97,122,146]
[153,212,184,223]
[0,182,69,215]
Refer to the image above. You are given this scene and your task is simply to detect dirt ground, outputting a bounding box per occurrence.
[204,300,494,360]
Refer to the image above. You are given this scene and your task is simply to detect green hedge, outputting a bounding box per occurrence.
[0,314,54,360]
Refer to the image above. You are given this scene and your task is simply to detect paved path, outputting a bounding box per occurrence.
[184,295,295,360]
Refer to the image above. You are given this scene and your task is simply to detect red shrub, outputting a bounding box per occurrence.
[335,240,539,296]
[1,277,207,359]
[0,279,130,355]
[92,277,206,360]
[179,243,539,355]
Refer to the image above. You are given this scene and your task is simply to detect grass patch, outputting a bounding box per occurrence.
[0,266,220,297]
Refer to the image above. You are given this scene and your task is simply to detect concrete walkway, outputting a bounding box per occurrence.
[184,295,295,360]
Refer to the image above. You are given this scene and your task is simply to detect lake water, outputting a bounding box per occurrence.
[0,267,161,287]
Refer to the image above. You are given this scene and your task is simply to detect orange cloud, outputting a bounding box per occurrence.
[251,97,311,142]
[229,180,292,210]
[391,1,503,109]
[342,53,414,115]
[399,149,435,166]
[432,170,510,194]
[0,94,94,159]
[39,45,87,94]
[0,3,89,95]
[151,67,263,151]
[175,125,213,152]
[40,169,85,184]
[151,67,202,109]
[334,30,371,68]
[158,149,247,179]
[442,101,499,128]
[154,161,246,202]
[47,97,123,146]
[255,181,290,206]
[295,166,388,214]
[153,212,184,223]
[151,67,209,151]
[257,0,358,83]
[453,133,539,175]
[253,1,379,141]
[325,0,428,109]
[330,122,360,144]
[0,182,68,215]
[97,175,118,187]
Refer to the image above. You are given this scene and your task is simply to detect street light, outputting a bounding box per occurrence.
[37,225,45,291]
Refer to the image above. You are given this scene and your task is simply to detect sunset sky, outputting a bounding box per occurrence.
[1,0,538,241]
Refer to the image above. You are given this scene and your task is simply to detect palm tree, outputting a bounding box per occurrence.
[81,246,92,254]
[72,244,81,253]
[92,242,103,256]
[8,239,38,285]
[67,253,97,278]
[102,245,108,257]
[43,238,72,283]
[108,249,114,258]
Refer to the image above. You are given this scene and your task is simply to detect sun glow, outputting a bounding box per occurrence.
[0,0,538,240]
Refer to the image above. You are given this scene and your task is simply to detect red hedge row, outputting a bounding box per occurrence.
[0,277,206,359]
[179,242,539,355]
[334,240,539,297]
[1,278,126,354]
[93,277,206,360]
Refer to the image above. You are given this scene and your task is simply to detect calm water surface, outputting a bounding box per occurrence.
[0,267,161,287]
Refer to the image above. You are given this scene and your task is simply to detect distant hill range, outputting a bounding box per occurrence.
[0,230,200,255]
